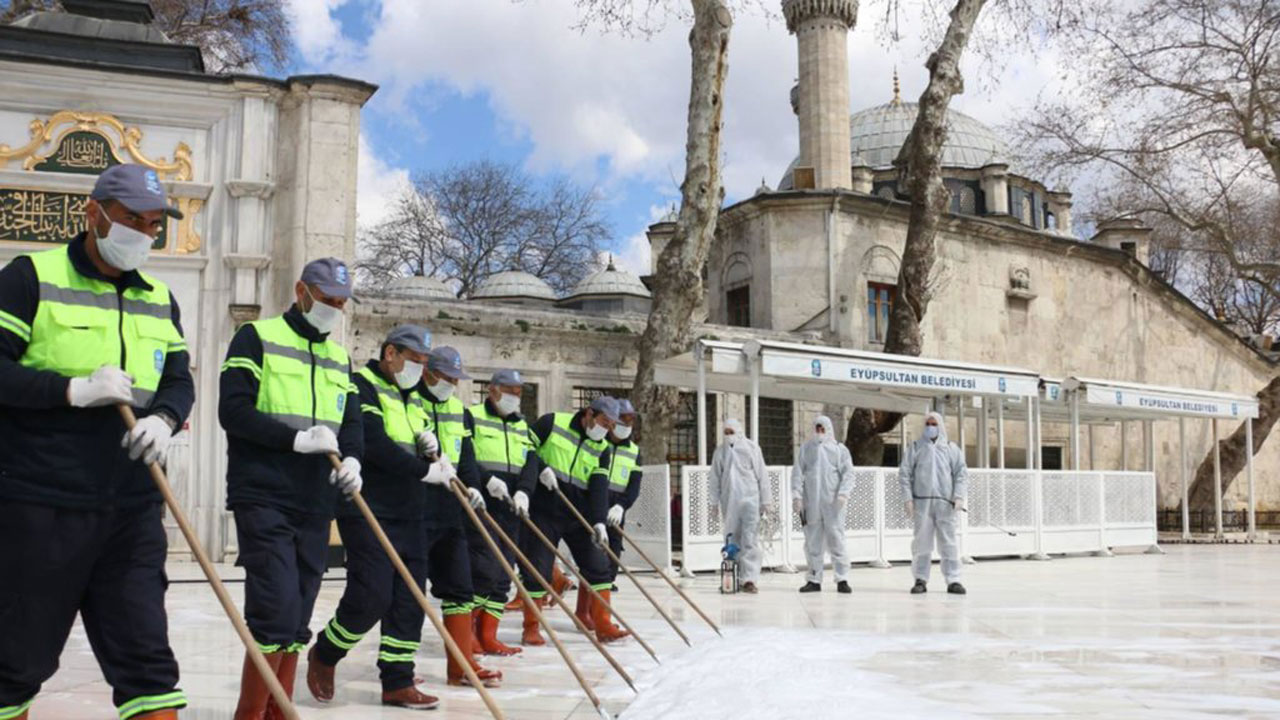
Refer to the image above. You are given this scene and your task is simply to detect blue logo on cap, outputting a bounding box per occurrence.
[811,359,821,377]
[144,170,162,196]
[335,264,349,286]
[154,348,164,373]
[423,330,432,349]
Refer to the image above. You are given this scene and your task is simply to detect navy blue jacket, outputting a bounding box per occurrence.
[219,305,363,517]
[0,234,194,509]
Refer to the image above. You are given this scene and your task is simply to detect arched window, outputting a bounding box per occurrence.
[956,186,976,214]
[876,186,896,201]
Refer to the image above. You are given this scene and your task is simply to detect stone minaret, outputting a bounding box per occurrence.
[783,0,858,191]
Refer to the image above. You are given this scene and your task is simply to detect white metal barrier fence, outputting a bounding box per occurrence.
[619,465,673,573]
[677,466,1157,573]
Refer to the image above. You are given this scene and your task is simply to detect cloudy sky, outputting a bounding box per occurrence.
[282,0,1064,277]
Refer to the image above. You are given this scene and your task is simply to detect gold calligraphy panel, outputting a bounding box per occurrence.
[0,187,168,249]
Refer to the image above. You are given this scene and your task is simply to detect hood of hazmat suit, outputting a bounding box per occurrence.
[709,418,770,517]
[898,411,968,504]
[792,415,855,520]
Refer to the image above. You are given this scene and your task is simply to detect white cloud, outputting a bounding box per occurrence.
[314,2,1066,238]
[356,133,410,228]
[610,232,654,277]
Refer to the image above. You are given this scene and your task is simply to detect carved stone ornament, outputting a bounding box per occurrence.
[1007,266,1036,300]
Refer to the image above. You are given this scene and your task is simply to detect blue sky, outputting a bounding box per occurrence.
[282,0,1064,277]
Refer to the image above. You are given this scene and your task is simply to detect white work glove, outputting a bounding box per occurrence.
[512,490,530,518]
[68,365,133,408]
[792,497,804,515]
[422,457,453,486]
[467,487,486,510]
[607,504,624,527]
[486,476,510,501]
[329,457,362,497]
[538,466,557,491]
[122,414,173,465]
[293,425,340,455]
[415,428,439,458]
[954,498,966,513]
[592,522,609,549]
[904,500,914,516]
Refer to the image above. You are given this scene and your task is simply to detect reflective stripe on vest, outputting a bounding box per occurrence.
[468,402,532,475]
[609,441,638,491]
[20,245,181,410]
[358,366,426,455]
[535,412,609,491]
[251,315,351,433]
[423,395,468,463]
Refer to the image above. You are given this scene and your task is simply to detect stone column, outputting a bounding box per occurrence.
[851,164,874,194]
[271,75,376,315]
[1091,217,1153,265]
[783,0,858,191]
[1047,188,1073,238]
[980,163,1010,215]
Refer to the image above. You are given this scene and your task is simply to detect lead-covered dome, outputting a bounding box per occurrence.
[779,101,1008,189]
[566,260,651,300]
[472,271,557,302]
[384,274,456,300]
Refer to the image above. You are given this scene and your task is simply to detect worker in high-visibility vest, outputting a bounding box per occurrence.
[521,396,627,645]
[467,368,538,655]
[306,324,444,710]
[585,398,643,629]
[0,164,194,720]
[219,258,365,719]
[415,346,501,687]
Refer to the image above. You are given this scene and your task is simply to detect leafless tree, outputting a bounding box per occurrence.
[1,0,292,72]
[357,160,610,298]
[1013,0,1280,512]
[574,0,735,464]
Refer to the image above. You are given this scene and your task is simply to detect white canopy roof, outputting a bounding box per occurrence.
[655,339,1040,414]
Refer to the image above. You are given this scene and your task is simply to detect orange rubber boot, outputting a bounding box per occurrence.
[574,585,595,632]
[444,612,501,687]
[234,651,284,720]
[477,609,522,656]
[263,650,298,720]
[592,589,631,643]
[521,596,546,646]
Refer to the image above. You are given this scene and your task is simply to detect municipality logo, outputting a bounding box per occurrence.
[1232,403,1239,417]
[1050,386,1060,401]
[1116,391,1123,404]
[811,359,821,377]
[337,393,346,413]
[423,330,432,349]
[998,377,1007,393]
[153,348,164,373]
[144,169,162,196]
[335,264,350,286]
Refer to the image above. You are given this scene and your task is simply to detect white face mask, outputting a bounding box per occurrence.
[725,433,737,447]
[586,422,609,441]
[613,423,633,441]
[925,425,940,441]
[495,392,521,416]
[303,288,342,334]
[428,379,455,401]
[394,358,423,390]
[95,213,153,272]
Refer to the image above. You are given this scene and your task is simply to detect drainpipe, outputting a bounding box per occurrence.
[827,193,839,335]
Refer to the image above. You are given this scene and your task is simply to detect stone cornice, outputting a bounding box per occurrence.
[782,0,859,32]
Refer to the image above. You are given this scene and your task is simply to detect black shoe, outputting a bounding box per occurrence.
[836,581,851,594]
[798,581,821,593]
[910,580,927,594]
[611,584,619,592]
[947,582,967,595]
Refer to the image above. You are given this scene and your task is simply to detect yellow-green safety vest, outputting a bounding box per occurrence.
[536,412,609,491]
[608,439,639,492]
[249,314,352,432]
[423,394,468,463]
[469,402,533,476]
[19,245,184,409]
[358,366,426,456]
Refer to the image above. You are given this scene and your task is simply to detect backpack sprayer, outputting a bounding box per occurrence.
[720,533,740,594]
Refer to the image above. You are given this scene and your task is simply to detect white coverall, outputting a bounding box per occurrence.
[792,416,855,584]
[708,419,772,584]
[898,412,968,584]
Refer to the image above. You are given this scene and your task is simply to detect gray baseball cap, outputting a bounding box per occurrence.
[617,398,637,417]
[428,346,470,380]
[91,164,183,219]
[491,368,523,387]
[386,324,432,354]
[589,395,621,423]
[300,258,354,299]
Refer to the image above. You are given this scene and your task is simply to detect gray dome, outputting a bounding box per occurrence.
[567,260,651,299]
[472,271,556,301]
[779,101,1008,189]
[385,275,456,300]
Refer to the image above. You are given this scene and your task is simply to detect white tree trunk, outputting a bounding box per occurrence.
[631,0,731,463]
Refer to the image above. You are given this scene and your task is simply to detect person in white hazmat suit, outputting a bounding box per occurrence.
[708,419,772,593]
[899,411,968,595]
[792,416,855,594]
